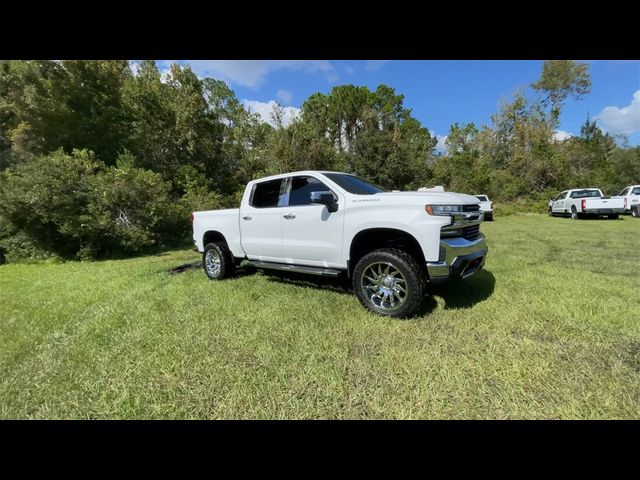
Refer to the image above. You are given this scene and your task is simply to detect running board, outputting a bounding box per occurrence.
[247,260,342,277]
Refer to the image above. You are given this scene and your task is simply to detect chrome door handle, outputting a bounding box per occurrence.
[242,215,252,220]
[283,213,296,219]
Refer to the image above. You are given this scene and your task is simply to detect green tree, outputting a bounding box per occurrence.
[532,60,591,123]
[0,60,132,165]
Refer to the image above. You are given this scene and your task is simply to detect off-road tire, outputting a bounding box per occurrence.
[352,248,425,318]
[203,241,236,280]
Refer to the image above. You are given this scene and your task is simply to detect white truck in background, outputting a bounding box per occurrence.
[614,185,640,214]
[192,171,488,318]
[548,188,625,219]
[474,195,494,221]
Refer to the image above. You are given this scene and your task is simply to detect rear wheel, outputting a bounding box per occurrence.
[203,241,236,280]
[353,248,425,318]
[633,207,639,218]
[571,207,579,220]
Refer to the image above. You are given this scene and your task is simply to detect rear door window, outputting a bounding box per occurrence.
[250,179,285,208]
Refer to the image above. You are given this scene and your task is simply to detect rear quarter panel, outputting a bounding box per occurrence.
[192,209,244,257]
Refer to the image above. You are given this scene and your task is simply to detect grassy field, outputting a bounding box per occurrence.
[0,214,638,419]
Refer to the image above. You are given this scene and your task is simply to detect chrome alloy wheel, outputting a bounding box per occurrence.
[360,262,408,311]
[205,248,221,278]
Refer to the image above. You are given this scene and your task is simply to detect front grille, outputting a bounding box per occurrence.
[462,225,480,240]
[463,204,480,212]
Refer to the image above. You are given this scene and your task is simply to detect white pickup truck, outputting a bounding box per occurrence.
[614,185,640,213]
[474,195,494,221]
[548,188,625,219]
[192,171,488,318]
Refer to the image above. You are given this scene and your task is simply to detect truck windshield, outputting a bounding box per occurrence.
[323,173,385,195]
[570,190,602,199]
[475,195,488,201]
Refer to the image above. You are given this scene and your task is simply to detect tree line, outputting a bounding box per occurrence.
[0,60,637,261]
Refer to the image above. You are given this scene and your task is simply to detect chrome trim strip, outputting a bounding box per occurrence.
[247,260,342,277]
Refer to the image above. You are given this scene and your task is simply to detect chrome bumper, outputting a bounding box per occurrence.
[426,235,488,284]
[583,208,625,215]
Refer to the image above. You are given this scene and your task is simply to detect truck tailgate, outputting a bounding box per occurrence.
[585,198,625,210]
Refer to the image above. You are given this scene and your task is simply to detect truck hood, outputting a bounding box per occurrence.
[375,191,480,205]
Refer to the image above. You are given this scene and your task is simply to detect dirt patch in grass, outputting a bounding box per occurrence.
[168,261,200,275]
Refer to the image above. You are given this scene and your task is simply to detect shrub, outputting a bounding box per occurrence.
[84,165,182,257]
[0,149,101,258]
[0,149,184,260]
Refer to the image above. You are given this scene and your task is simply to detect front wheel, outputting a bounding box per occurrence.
[203,241,236,280]
[352,248,425,318]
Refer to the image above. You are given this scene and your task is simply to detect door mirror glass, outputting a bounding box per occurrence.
[310,191,338,212]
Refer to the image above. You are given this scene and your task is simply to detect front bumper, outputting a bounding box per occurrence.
[426,235,488,284]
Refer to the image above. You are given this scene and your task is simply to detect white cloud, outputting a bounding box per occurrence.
[167,60,336,88]
[129,60,140,76]
[325,71,341,83]
[364,60,389,72]
[243,99,300,128]
[435,135,448,154]
[159,67,172,84]
[276,89,293,105]
[345,65,355,75]
[553,130,573,141]
[595,90,640,135]
[430,130,448,154]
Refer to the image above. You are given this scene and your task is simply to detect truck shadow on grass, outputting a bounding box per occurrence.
[260,267,497,313]
[260,270,353,295]
[419,269,496,315]
[168,262,258,279]
[176,260,496,314]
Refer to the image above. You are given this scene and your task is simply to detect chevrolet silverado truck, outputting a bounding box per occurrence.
[548,188,625,219]
[192,171,488,318]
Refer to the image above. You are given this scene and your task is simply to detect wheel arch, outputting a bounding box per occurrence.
[203,230,229,247]
[348,228,426,276]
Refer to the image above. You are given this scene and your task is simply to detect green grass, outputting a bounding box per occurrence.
[1,214,639,419]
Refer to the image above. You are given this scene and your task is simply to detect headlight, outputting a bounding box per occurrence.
[425,204,462,216]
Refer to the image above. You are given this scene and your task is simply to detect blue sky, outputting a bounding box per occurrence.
[153,60,640,150]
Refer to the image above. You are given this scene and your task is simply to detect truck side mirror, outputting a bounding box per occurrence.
[310,191,338,213]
